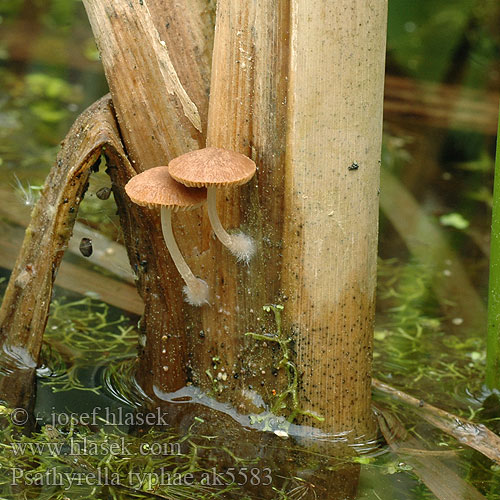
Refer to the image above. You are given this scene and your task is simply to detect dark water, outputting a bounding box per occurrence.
[1,1,500,499]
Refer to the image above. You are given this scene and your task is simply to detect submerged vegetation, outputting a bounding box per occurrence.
[0,405,240,499]
[246,305,324,424]
[39,297,138,394]
[375,258,487,407]
[0,254,496,498]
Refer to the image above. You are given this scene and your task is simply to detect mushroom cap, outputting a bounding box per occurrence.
[168,147,256,188]
[125,166,207,211]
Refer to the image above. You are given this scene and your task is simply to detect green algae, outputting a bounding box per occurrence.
[246,305,324,424]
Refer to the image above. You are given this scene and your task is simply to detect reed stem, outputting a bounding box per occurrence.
[487,103,500,389]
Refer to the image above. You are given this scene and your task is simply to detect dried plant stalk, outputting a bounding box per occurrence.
[77,0,386,442]
[82,0,214,395]
[0,96,133,408]
[373,378,500,464]
[280,0,387,437]
[195,0,290,412]
[376,406,487,500]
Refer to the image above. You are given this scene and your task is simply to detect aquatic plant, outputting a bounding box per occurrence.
[487,104,500,390]
[246,305,324,424]
[0,406,239,499]
[3,259,497,499]
[375,258,486,409]
[40,297,138,393]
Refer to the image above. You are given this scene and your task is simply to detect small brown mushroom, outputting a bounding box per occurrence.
[168,147,257,263]
[124,166,209,306]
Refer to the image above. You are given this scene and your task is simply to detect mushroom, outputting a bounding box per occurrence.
[124,166,209,306]
[168,147,257,263]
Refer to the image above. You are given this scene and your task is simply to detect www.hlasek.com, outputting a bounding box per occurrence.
[10,466,273,490]
[10,435,182,457]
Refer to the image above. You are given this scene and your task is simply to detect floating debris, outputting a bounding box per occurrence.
[79,237,93,257]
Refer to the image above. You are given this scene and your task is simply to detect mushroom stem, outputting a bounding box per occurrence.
[207,186,233,248]
[160,206,209,306]
[207,186,255,263]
